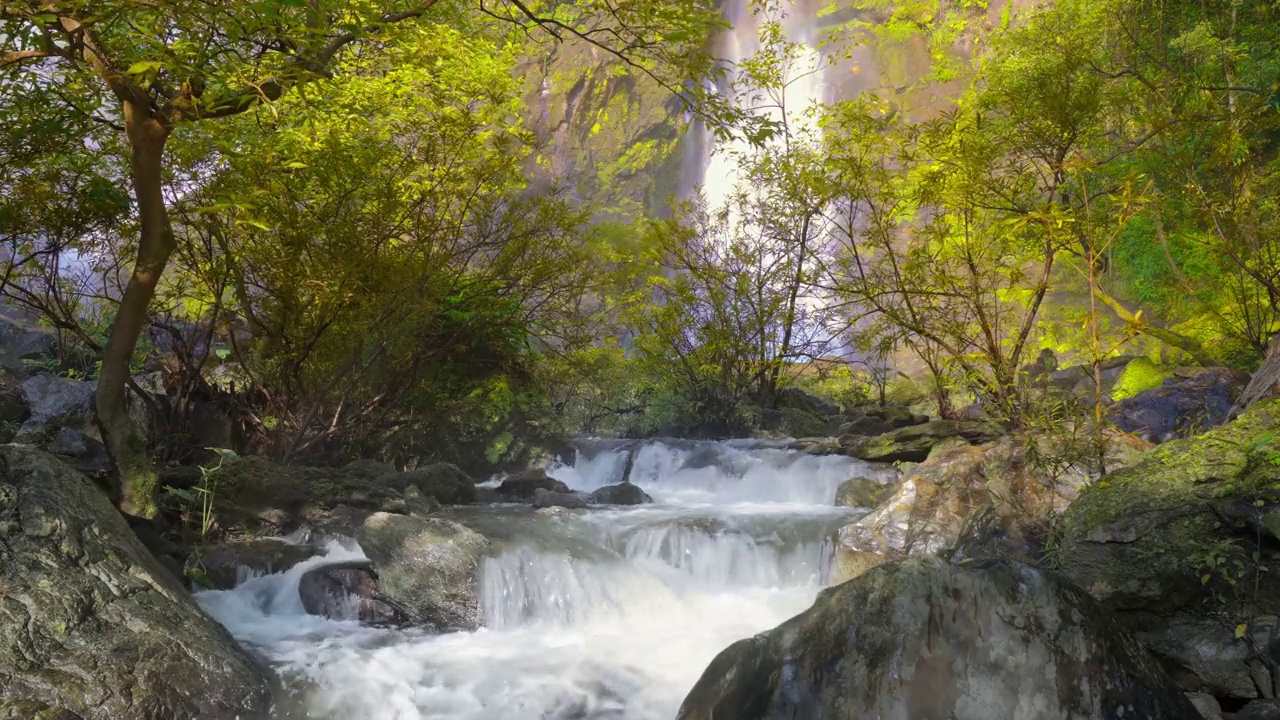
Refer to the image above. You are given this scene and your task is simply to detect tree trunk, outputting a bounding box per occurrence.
[98,102,175,517]
[1235,333,1280,414]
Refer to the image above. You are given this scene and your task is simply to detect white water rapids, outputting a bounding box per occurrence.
[196,439,886,719]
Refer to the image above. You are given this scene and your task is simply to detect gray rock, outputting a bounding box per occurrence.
[587,482,652,505]
[1111,367,1247,443]
[404,484,442,516]
[838,405,928,437]
[298,560,415,626]
[16,373,95,437]
[389,462,476,504]
[496,468,571,499]
[677,557,1199,720]
[1241,700,1280,720]
[833,476,892,509]
[533,487,587,509]
[1185,692,1223,719]
[0,445,270,718]
[1141,619,1259,699]
[356,512,489,630]
[45,427,110,474]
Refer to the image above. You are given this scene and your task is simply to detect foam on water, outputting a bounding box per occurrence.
[197,437,878,719]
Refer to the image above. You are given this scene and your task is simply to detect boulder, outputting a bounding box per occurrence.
[832,475,893,509]
[356,512,490,630]
[1186,692,1223,719]
[197,538,322,590]
[532,487,587,509]
[16,373,95,438]
[403,484,442,516]
[843,419,1005,463]
[0,367,29,432]
[388,462,476,504]
[587,482,653,505]
[0,445,270,719]
[1139,618,1265,699]
[495,468,571,499]
[838,405,929,437]
[833,432,1147,583]
[677,557,1200,720]
[775,387,841,417]
[1240,700,1280,720]
[1057,400,1280,619]
[1111,367,1247,443]
[298,560,415,626]
[45,427,110,475]
[1057,401,1280,696]
[206,455,409,535]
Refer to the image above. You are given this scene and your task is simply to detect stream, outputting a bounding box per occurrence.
[195,439,884,719]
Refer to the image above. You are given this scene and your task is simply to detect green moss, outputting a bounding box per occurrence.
[1065,400,1280,536]
[1109,357,1173,400]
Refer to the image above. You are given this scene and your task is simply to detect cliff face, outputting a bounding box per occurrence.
[520,0,1025,216]
[522,40,690,218]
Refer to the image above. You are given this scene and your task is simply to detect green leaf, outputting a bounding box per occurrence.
[125,61,163,75]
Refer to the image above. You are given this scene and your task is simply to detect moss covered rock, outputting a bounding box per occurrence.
[677,557,1199,720]
[356,512,490,631]
[1057,399,1280,617]
[0,445,270,719]
[843,419,1005,463]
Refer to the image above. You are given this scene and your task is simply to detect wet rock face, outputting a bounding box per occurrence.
[678,557,1200,720]
[356,512,490,631]
[587,482,652,505]
[833,475,894,509]
[1110,367,1247,443]
[0,445,271,720]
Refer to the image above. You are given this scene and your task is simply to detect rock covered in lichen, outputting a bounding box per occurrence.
[356,512,490,630]
[1057,399,1280,616]
[0,445,270,719]
[677,557,1200,720]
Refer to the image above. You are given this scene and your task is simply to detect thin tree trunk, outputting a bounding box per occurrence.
[1091,285,1223,368]
[98,101,174,517]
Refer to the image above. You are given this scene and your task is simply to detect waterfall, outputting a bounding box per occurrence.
[195,436,887,719]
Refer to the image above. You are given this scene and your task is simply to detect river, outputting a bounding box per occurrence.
[195,438,885,719]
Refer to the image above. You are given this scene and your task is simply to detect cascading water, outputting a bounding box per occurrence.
[196,437,888,719]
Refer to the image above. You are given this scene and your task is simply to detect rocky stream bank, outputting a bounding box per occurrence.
[4,354,1280,719]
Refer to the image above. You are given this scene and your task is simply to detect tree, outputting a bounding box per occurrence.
[1,0,728,515]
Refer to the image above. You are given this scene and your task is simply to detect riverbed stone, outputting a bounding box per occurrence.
[496,468,571,499]
[677,557,1199,720]
[833,475,893,509]
[0,445,271,719]
[356,512,490,630]
[298,560,415,626]
[588,482,652,505]
[197,538,322,590]
[533,487,587,509]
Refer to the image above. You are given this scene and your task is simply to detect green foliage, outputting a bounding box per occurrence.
[1109,358,1173,401]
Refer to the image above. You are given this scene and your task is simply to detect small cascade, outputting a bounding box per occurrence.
[554,436,887,506]
[196,435,881,719]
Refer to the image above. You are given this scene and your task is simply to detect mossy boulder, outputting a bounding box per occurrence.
[1057,400,1280,618]
[495,468,571,500]
[204,457,476,535]
[678,557,1199,720]
[843,419,1005,463]
[1110,367,1246,443]
[0,445,270,719]
[833,475,894,509]
[356,512,490,631]
[833,432,1150,583]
